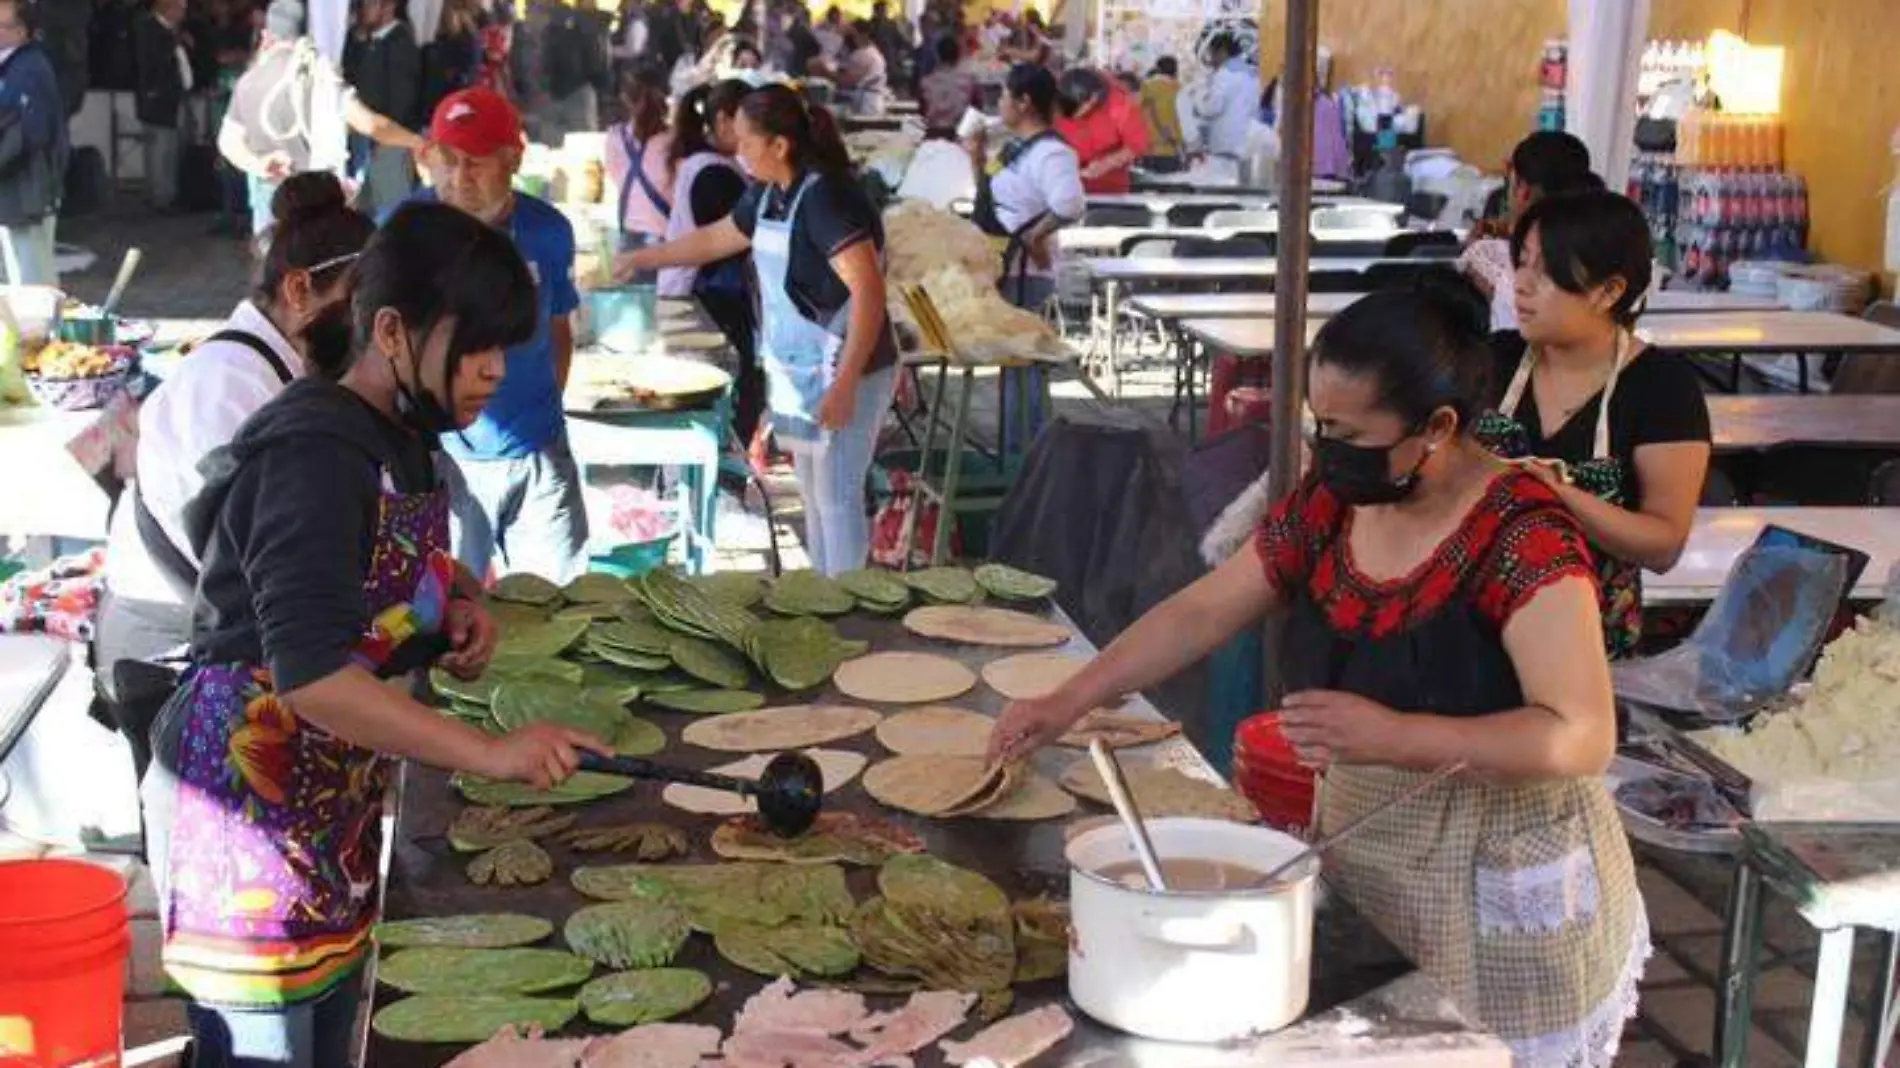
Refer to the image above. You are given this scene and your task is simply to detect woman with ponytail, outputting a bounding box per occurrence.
[605,68,677,245]
[140,201,607,1065]
[99,172,375,693]
[616,84,897,575]
[664,78,764,444]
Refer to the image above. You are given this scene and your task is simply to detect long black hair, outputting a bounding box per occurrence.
[253,171,375,308]
[1309,283,1493,433]
[1005,62,1058,124]
[310,202,535,405]
[1512,190,1654,327]
[670,77,751,169]
[739,83,853,180]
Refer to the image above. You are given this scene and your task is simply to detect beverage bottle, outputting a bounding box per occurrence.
[1660,163,1680,223]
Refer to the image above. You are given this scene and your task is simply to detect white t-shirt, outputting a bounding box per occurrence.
[106,302,309,606]
[990,134,1085,279]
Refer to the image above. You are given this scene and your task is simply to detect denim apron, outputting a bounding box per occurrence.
[752,173,895,574]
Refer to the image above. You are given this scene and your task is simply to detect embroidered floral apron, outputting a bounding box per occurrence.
[1474,333,1642,658]
[156,471,455,1007]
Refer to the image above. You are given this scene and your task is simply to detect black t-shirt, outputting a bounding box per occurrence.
[689,159,749,284]
[1489,337,1711,509]
[731,170,896,372]
[189,379,439,693]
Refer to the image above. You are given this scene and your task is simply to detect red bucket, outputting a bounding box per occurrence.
[0,859,131,1068]
[1233,714,1317,834]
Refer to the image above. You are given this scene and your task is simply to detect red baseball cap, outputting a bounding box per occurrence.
[429,88,523,157]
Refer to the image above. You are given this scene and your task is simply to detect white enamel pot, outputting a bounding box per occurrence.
[1066,818,1319,1044]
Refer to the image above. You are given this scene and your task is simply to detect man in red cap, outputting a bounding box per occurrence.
[399,86,589,582]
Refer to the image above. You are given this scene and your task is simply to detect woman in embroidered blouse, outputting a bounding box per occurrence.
[989,288,1648,1068]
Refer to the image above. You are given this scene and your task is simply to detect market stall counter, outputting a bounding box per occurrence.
[365,598,1507,1068]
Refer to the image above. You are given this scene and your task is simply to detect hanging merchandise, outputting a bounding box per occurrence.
[1536,39,1568,132]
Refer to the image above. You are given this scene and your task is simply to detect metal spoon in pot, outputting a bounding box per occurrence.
[1087,739,1169,892]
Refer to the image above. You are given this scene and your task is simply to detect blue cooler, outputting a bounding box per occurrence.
[586,283,658,354]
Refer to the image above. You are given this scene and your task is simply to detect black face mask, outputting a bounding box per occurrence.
[390,330,460,437]
[1312,431,1429,506]
[300,302,355,380]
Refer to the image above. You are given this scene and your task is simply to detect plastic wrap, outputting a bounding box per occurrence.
[1613,543,1849,721]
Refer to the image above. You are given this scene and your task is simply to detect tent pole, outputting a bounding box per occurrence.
[1263,0,1319,706]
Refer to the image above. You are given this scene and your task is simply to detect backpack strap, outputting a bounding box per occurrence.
[202,329,295,385]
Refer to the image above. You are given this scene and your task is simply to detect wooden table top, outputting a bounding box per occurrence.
[1646,507,1900,605]
[1707,395,1900,452]
[1128,289,1787,322]
[1638,311,1900,354]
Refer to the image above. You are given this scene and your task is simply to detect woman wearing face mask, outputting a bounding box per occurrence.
[988,288,1648,1068]
[96,173,374,772]
[1476,191,1710,659]
[613,85,899,576]
[663,78,763,445]
[142,201,607,1065]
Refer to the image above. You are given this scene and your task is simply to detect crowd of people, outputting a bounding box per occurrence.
[4,2,1719,1064]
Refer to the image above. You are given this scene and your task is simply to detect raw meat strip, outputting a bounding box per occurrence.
[849,991,977,1062]
[583,1024,724,1068]
[732,978,871,1037]
[446,1027,593,1068]
[938,1006,1075,1067]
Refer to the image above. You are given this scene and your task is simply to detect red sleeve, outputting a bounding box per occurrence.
[1252,479,1335,592]
[1114,92,1151,156]
[1473,504,1597,629]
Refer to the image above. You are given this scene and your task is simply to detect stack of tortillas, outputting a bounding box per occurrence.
[833,652,976,704]
[681,705,883,752]
[662,748,868,816]
[865,706,1074,821]
[902,606,1070,648]
[1059,761,1259,823]
[863,755,1075,821]
[1057,709,1181,749]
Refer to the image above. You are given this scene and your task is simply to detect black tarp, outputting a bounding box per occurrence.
[987,417,1214,747]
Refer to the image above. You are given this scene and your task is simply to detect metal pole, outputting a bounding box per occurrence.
[1269,0,1317,505]
[1263,0,1318,707]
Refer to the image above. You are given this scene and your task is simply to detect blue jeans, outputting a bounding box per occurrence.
[442,432,591,583]
[185,975,363,1068]
[789,366,897,576]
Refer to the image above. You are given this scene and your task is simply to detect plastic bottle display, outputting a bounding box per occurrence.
[1672,168,1809,289]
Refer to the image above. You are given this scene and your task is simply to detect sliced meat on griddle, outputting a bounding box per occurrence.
[581,1023,723,1068]
[849,991,977,1063]
[445,1027,594,1068]
[938,1005,1075,1067]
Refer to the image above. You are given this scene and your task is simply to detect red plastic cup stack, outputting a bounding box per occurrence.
[1232,712,1318,835]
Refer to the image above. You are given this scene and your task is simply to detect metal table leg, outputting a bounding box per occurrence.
[1805,927,1856,1068]
[930,369,977,566]
[1104,280,1124,397]
[1860,930,1898,1068]
[1716,861,1766,1068]
[898,360,951,569]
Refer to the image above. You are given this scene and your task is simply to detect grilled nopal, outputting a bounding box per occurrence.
[448,805,576,852]
[564,899,692,969]
[851,855,1017,996]
[561,822,691,860]
[468,839,554,887]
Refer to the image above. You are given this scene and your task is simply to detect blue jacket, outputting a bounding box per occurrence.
[0,42,69,225]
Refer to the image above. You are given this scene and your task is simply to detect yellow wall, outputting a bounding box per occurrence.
[1256,0,1566,175]
[1653,0,1898,278]
[1256,0,1899,277]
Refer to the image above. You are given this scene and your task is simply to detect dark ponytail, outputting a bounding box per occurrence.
[619,68,669,142]
[670,78,752,169]
[253,171,375,308]
[739,84,853,180]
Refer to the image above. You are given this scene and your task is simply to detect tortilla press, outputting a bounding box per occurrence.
[578,751,823,837]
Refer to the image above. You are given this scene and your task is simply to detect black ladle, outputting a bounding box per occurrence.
[578,751,824,838]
